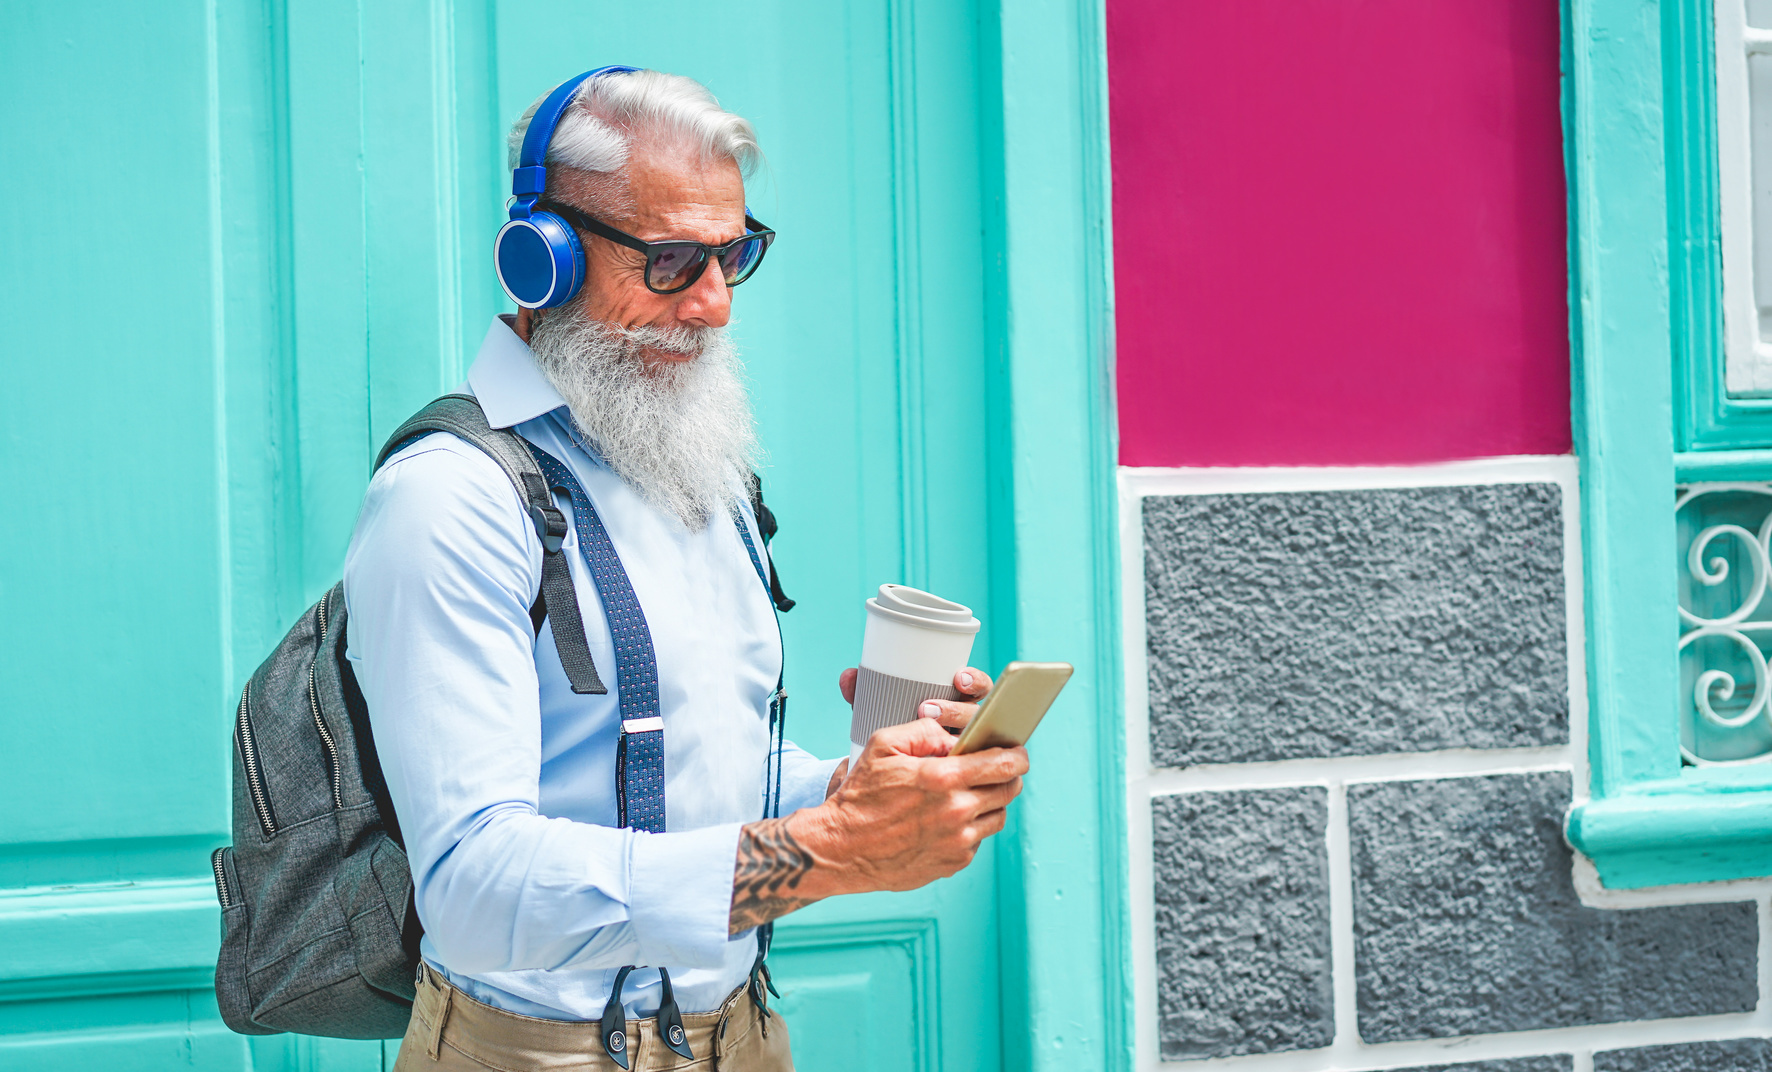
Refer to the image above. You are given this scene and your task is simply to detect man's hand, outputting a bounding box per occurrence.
[730,668,1024,935]
[807,719,1026,891]
[829,665,994,790]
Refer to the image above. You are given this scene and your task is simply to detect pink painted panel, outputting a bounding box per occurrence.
[1109,0,1571,467]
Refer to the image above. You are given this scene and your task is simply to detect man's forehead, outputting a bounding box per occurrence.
[624,145,744,225]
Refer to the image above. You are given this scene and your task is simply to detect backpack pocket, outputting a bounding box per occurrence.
[247,924,411,1039]
[336,834,418,1002]
[212,847,275,1035]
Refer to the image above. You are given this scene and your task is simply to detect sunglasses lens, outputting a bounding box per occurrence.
[648,246,706,291]
[720,235,767,285]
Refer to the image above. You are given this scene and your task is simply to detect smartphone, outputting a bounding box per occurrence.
[950,661,1074,755]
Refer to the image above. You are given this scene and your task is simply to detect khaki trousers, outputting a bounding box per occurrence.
[393,963,794,1072]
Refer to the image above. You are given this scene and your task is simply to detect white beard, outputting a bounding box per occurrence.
[527,308,760,529]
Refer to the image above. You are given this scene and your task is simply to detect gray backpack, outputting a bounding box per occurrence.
[209,395,587,1038]
[211,396,793,1039]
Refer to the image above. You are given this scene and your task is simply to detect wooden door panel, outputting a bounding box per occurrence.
[0,0,286,1054]
[772,921,936,1071]
[0,0,230,847]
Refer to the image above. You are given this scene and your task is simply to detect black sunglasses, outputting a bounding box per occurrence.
[540,199,776,295]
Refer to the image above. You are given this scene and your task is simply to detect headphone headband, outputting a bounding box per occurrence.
[509,65,640,218]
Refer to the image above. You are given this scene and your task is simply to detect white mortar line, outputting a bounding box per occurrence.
[1759,896,1772,1034]
[1141,1009,1772,1072]
[1121,473,1162,1071]
[1325,780,1360,1060]
[1127,785,1161,1072]
[1571,1050,1594,1072]
[1119,455,1579,499]
[1561,456,1591,807]
[1141,747,1578,796]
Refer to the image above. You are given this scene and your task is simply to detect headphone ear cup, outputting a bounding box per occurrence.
[495,211,585,309]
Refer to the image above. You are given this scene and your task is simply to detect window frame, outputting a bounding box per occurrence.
[1674,0,1772,450]
[1709,0,1772,402]
[1564,0,1772,887]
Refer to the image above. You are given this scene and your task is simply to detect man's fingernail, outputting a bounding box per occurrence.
[920,702,940,718]
[958,672,973,689]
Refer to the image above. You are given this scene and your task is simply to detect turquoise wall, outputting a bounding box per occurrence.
[0,1,1124,1068]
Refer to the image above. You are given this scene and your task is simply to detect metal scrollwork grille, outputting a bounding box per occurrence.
[1677,483,1772,764]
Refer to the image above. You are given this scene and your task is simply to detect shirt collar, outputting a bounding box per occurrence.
[466,315,567,430]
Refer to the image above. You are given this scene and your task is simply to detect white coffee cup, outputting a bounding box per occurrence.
[849,584,982,764]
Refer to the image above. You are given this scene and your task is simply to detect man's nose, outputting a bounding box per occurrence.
[673,259,732,328]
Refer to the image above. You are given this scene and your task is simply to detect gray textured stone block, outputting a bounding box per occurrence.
[1595,1039,1772,1071]
[1143,484,1567,766]
[1385,1059,1571,1072]
[1350,771,1759,1041]
[1152,787,1332,1059]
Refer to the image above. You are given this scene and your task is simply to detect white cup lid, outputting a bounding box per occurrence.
[865,584,981,634]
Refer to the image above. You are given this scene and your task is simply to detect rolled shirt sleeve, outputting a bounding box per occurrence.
[775,741,843,815]
[627,823,745,965]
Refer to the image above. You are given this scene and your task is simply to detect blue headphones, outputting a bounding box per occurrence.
[494,66,640,309]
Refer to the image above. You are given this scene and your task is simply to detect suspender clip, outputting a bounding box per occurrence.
[600,965,635,1069]
[656,967,694,1060]
[600,964,693,1066]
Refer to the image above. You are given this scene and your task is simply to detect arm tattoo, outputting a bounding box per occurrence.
[730,817,816,935]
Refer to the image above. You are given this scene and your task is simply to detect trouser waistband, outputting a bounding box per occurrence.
[408,962,774,1070]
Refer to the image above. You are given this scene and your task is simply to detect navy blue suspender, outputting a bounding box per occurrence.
[531,449,669,837]
[528,445,785,1066]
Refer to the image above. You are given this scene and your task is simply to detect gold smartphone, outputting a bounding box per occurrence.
[950,661,1074,755]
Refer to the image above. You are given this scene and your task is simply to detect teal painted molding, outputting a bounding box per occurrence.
[1566,787,1772,886]
[1563,0,1683,796]
[0,880,218,1002]
[987,0,1128,1068]
[1674,449,1772,481]
[0,835,223,890]
[0,1024,252,1072]
[1564,0,1772,886]
[1,1014,389,1072]
[771,917,940,1072]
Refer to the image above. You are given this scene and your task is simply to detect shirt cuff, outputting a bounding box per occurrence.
[778,754,844,815]
[627,822,745,969]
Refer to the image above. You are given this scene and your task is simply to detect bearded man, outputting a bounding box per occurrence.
[342,68,1028,1072]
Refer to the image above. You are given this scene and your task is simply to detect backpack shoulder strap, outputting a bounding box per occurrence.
[376,393,532,486]
[745,471,795,613]
[373,394,607,696]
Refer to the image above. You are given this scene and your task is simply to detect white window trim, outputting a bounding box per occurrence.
[1714,0,1772,395]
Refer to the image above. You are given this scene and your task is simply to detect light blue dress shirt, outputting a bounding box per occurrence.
[343,316,839,1020]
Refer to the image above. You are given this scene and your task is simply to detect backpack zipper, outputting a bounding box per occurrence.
[236,681,277,837]
[211,847,233,908]
[310,594,344,811]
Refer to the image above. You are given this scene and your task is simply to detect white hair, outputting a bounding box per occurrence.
[507,69,760,206]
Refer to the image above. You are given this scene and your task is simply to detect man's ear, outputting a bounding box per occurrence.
[514,305,536,343]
